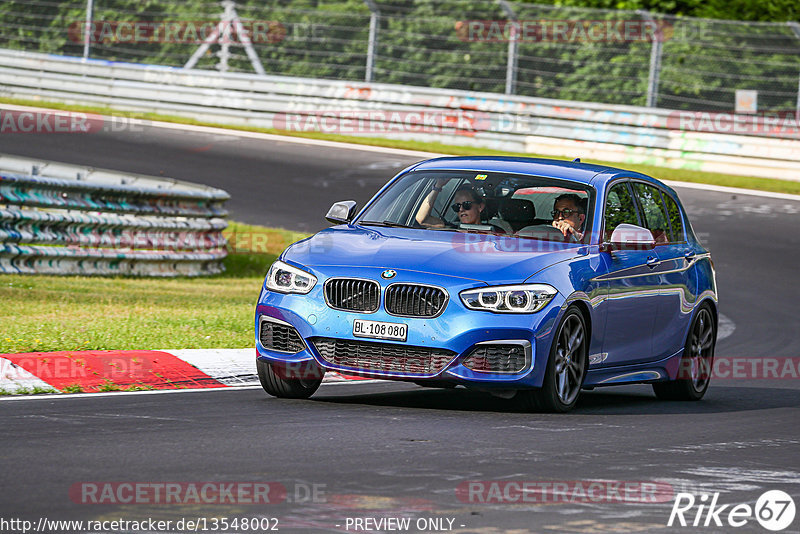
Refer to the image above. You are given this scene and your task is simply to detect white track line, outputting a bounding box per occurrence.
[0,103,440,159]
[0,379,385,402]
[3,103,798,201]
[662,180,800,202]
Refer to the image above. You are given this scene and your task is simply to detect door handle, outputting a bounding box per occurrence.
[646,256,658,268]
[684,250,696,262]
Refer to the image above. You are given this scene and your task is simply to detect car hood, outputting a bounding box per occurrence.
[283,225,580,285]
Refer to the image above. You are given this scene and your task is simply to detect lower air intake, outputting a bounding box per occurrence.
[462,343,530,373]
[310,337,455,376]
[259,319,305,354]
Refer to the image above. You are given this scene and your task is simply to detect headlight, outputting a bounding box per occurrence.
[460,284,557,313]
[265,260,317,294]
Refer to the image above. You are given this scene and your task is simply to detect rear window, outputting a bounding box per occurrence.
[633,182,671,244]
[662,193,686,242]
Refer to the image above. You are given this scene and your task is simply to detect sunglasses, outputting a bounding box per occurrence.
[552,208,580,218]
[451,201,476,212]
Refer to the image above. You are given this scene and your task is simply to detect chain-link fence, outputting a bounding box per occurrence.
[1,0,798,112]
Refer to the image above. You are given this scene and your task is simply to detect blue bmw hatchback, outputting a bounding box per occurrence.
[255,157,718,412]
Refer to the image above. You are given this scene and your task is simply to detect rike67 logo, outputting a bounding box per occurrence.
[668,490,796,531]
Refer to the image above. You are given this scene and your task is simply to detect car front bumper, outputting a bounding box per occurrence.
[255,266,565,389]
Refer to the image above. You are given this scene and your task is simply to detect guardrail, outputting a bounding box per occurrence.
[0,48,798,181]
[0,154,229,276]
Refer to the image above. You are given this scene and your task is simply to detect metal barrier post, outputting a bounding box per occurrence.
[82,0,94,60]
[364,0,380,83]
[789,22,800,121]
[639,10,662,108]
[498,0,518,95]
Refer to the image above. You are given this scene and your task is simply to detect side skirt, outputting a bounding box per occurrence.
[583,349,684,388]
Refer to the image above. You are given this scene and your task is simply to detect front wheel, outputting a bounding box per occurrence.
[519,308,588,412]
[257,359,324,399]
[652,305,715,401]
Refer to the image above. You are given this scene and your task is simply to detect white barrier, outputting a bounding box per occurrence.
[0,48,798,180]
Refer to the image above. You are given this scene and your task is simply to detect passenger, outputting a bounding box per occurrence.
[551,193,586,240]
[416,181,485,227]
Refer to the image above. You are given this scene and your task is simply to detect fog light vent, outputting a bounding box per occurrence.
[259,318,305,354]
[462,342,530,373]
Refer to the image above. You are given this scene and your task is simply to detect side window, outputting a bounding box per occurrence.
[662,192,685,243]
[633,183,670,244]
[604,182,638,241]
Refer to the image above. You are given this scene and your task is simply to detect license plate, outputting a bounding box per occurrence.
[353,319,408,342]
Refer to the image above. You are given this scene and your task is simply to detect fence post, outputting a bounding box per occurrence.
[498,0,518,95]
[639,10,662,108]
[788,22,800,121]
[82,0,94,60]
[364,0,380,83]
[217,1,234,72]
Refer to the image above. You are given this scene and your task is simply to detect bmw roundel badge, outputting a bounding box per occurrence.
[381,269,397,279]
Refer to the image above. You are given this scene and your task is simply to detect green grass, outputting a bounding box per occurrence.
[0,385,58,395]
[0,222,309,353]
[3,96,799,196]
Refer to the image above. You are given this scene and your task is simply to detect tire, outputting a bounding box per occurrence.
[257,359,324,399]
[519,307,588,413]
[652,304,715,401]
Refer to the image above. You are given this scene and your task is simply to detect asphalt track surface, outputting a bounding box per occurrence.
[1,124,799,533]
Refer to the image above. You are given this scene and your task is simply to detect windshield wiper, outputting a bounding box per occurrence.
[358,220,415,228]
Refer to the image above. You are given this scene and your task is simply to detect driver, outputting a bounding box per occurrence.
[551,193,586,241]
[416,181,485,227]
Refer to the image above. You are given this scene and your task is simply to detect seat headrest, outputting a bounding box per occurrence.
[500,198,536,222]
[483,197,500,219]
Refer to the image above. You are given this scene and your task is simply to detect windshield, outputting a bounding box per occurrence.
[357,170,594,243]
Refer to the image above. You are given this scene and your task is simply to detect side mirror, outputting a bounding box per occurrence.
[601,223,655,251]
[325,200,357,224]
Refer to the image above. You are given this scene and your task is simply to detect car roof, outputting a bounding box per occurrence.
[409,156,672,193]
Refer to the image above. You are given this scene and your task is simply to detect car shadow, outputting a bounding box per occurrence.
[313,384,524,413]
[309,382,800,415]
[575,383,800,415]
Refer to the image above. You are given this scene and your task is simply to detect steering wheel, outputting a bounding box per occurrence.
[412,217,459,229]
[518,224,580,242]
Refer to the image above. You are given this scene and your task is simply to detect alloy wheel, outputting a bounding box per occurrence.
[554,313,586,405]
[688,308,714,392]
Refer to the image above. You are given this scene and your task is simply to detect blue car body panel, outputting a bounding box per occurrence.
[256,157,717,390]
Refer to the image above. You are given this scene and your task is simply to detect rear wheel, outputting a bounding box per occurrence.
[652,305,715,401]
[257,359,324,399]
[519,308,588,412]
